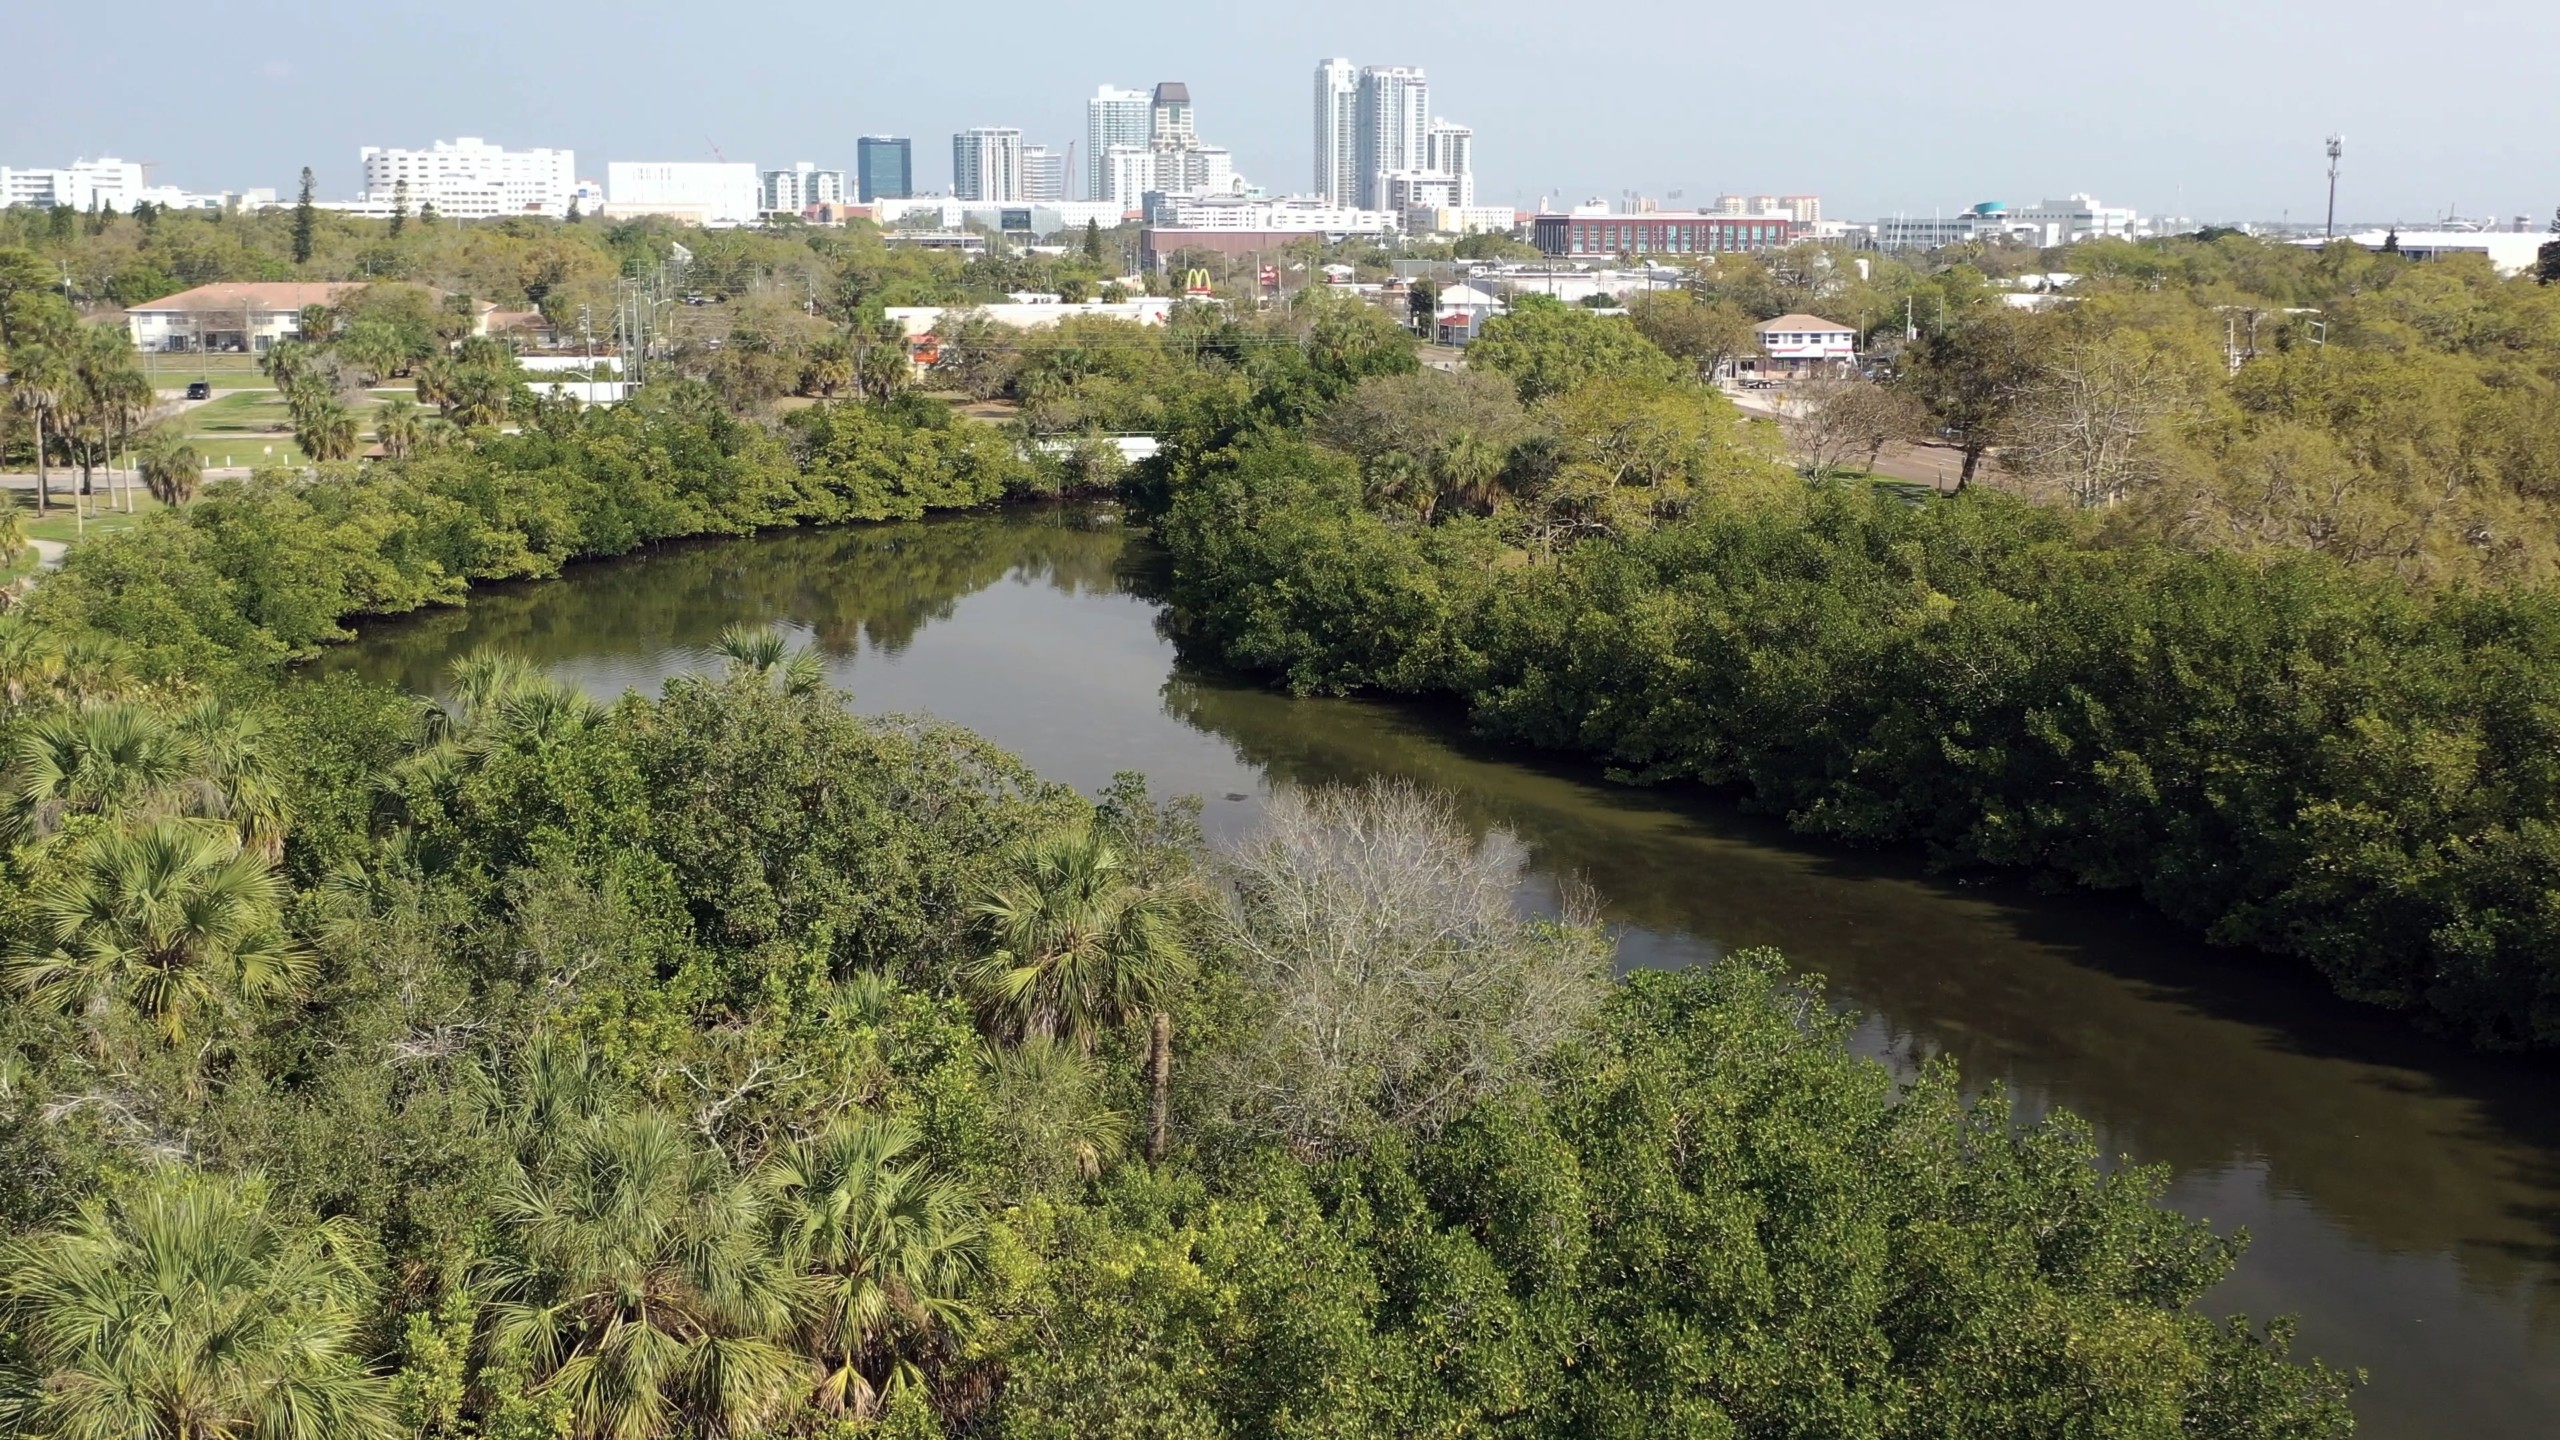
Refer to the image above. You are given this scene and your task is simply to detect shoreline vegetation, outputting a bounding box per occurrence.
[17,201,2554,1434]
[0,390,2363,1436]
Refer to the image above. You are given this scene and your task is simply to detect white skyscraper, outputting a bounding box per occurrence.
[1313,59,1359,205]
[1085,86,1150,200]
[1354,66,1430,210]
[951,127,1023,202]
[1424,119,1475,207]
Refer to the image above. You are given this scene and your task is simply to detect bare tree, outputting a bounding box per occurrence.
[1782,380,1930,476]
[1205,780,1610,1156]
[2009,334,2196,508]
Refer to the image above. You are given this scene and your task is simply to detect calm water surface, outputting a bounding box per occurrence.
[317,506,2560,1440]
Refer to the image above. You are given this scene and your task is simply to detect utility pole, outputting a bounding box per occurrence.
[2324,135,2344,238]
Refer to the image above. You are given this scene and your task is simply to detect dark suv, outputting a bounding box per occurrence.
[185,381,212,400]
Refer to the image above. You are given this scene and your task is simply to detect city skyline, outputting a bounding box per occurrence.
[9,0,2556,224]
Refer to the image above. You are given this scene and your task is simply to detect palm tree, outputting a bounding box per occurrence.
[483,1109,803,1440]
[966,827,1190,1050]
[0,1167,398,1440]
[373,394,423,459]
[803,337,854,398]
[0,492,23,572]
[137,429,204,504]
[7,339,73,514]
[10,818,308,1050]
[764,1116,983,1420]
[70,323,148,501]
[3,701,193,842]
[988,1037,1131,1190]
[294,393,360,462]
[260,337,315,391]
[0,616,55,708]
[714,625,825,698]
[1433,429,1508,519]
[964,827,1193,1159]
[172,696,292,860]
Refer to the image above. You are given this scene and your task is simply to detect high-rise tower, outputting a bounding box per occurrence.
[1313,58,1359,205]
[1085,86,1149,201]
[1354,66,1430,210]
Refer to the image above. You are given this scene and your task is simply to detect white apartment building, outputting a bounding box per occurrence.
[1086,86,1150,200]
[1354,66,1430,210]
[1,157,148,212]
[1424,121,1474,207]
[606,162,762,226]
[1313,59,1360,205]
[952,127,1023,203]
[761,163,847,214]
[1100,145,1157,211]
[359,137,575,219]
[1022,146,1068,203]
[1382,171,1461,213]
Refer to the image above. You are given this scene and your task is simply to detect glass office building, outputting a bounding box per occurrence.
[856,136,912,203]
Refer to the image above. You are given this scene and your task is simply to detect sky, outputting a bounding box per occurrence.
[12,0,2556,227]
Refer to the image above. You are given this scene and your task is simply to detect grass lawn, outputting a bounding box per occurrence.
[19,493,168,545]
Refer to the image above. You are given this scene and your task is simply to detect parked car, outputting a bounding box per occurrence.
[185,381,212,400]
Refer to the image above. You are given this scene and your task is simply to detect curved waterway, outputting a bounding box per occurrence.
[316,504,2560,1439]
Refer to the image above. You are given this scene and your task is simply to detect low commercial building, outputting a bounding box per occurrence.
[882,230,988,255]
[1532,211,1800,258]
[882,298,1174,339]
[1749,313,1858,377]
[2295,229,2549,277]
[123,282,494,353]
[1142,228,1350,270]
[1158,195,1397,232]
[606,161,762,227]
[872,197,1132,233]
[1431,282,1504,344]
[358,137,576,219]
[1,157,147,211]
[1405,205,1520,237]
[1873,196,2152,251]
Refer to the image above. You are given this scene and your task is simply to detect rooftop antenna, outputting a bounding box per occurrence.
[2324,135,2343,238]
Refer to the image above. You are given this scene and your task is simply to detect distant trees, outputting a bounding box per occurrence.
[1627,290,1760,381]
[1468,293,1681,403]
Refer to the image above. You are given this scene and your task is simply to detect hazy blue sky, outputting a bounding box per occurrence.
[13,0,2555,224]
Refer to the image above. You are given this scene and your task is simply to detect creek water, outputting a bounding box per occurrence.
[317,505,2560,1439]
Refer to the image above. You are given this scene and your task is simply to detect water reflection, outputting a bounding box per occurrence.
[317,504,2560,1439]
